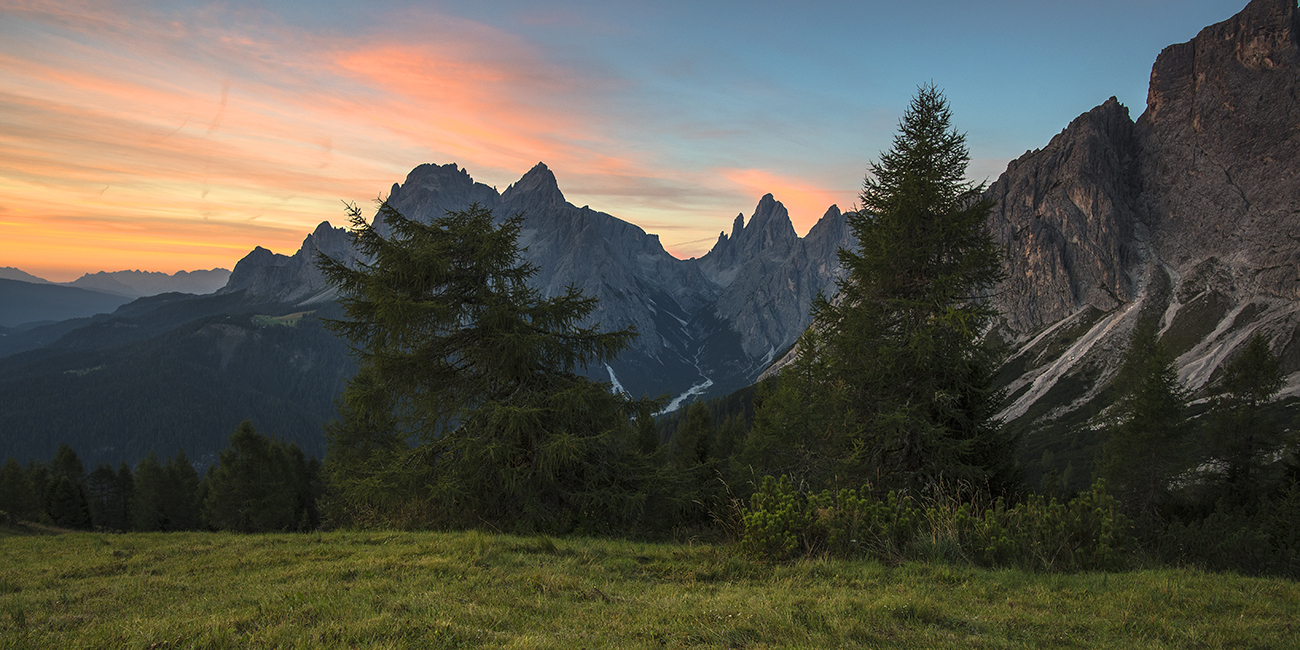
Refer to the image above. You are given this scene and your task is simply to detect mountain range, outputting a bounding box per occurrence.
[0,268,231,328]
[1,0,1296,481]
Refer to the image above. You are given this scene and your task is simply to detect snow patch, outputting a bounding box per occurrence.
[660,376,714,414]
[606,363,629,396]
[657,346,714,413]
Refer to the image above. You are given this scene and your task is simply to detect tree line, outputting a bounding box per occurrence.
[0,421,321,533]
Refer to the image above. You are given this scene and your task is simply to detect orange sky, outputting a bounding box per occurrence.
[1,0,1245,281]
[0,1,851,281]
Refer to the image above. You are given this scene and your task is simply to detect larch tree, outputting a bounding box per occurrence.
[752,85,1016,495]
[1100,317,1190,529]
[318,201,658,532]
[1210,333,1286,502]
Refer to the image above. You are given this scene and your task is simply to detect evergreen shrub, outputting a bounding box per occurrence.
[739,475,1128,571]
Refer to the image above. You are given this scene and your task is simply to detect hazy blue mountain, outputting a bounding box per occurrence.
[0,278,133,328]
[0,267,51,284]
[67,268,231,297]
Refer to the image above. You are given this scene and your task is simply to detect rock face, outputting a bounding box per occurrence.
[989,0,1300,436]
[225,161,850,404]
[221,221,354,305]
[985,98,1141,338]
[1139,0,1300,297]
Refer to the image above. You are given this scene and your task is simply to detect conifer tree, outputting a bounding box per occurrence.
[202,421,316,532]
[114,462,135,531]
[86,463,122,531]
[1100,317,1189,529]
[0,457,40,522]
[741,331,848,485]
[318,201,657,531]
[1210,333,1286,501]
[752,85,1015,494]
[48,475,92,529]
[46,443,92,529]
[132,451,168,531]
[162,450,202,531]
[671,401,713,469]
[26,461,50,524]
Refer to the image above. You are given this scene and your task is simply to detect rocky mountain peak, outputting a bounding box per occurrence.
[733,194,797,255]
[1146,0,1298,125]
[990,0,1300,452]
[1137,0,1300,298]
[502,162,565,208]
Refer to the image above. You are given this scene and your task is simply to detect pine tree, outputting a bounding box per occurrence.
[1100,317,1189,529]
[162,450,202,531]
[202,421,303,533]
[318,201,657,531]
[753,85,1015,494]
[671,401,713,469]
[86,463,121,531]
[46,443,92,529]
[47,475,92,529]
[741,332,850,486]
[0,457,40,522]
[132,452,168,532]
[114,462,135,531]
[1210,333,1286,502]
[49,443,86,485]
[26,461,51,524]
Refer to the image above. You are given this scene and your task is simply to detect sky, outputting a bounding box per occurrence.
[1,0,1253,281]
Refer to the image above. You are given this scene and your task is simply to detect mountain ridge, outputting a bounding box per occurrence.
[227,160,851,402]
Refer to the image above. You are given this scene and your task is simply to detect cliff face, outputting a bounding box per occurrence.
[986,98,1141,338]
[990,0,1300,430]
[1138,0,1300,297]
[221,221,354,304]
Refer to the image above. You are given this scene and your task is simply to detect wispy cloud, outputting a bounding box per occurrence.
[0,0,885,278]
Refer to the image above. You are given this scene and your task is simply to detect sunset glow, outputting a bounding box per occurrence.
[2,0,1248,281]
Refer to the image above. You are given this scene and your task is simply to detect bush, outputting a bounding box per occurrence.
[738,476,1129,572]
[1153,486,1300,579]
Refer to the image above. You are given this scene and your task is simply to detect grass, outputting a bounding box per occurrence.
[251,312,313,328]
[1,529,1298,649]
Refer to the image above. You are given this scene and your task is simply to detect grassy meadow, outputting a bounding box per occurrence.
[1,527,1298,649]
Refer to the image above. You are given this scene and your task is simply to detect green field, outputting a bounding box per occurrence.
[1,528,1297,649]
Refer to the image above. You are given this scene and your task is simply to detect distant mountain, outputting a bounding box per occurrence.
[0,267,51,284]
[0,304,351,467]
[0,267,232,329]
[227,161,851,404]
[66,268,231,297]
[0,278,133,328]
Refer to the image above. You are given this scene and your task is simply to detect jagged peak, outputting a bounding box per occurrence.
[730,213,744,239]
[404,162,466,183]
[502,162,564,204]
[742,194,796,244]
[310,220,336,237]
[805,204,848,242]
[1146,0,1298,123]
